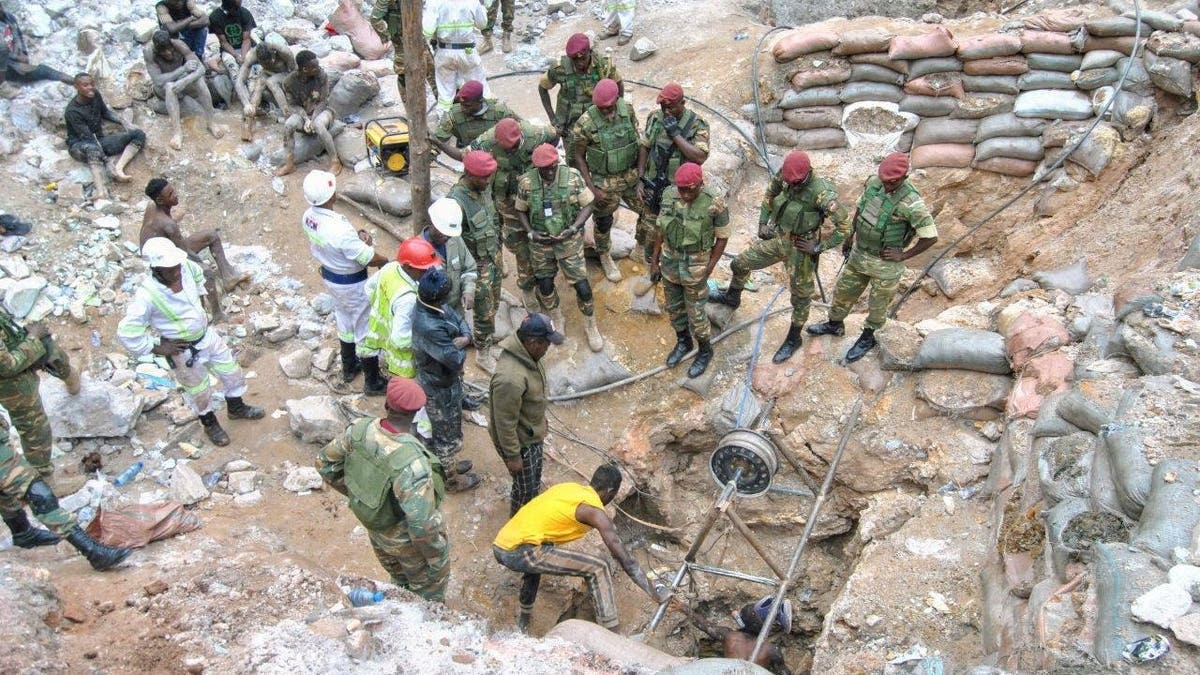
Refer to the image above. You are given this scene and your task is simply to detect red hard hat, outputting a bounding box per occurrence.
[396,237,441,269]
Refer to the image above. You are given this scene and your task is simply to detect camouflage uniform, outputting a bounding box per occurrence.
[447,177,501,350]
[515,164,596,314]
[729,173,850,326]
[434,98,519,149]
[0,308,71,479]
[0,428,75,536]
[572,100,644,255]
[319,418,450,601]
[828,176,938,331]
[472,121,558,297]
[370,0,436,92]
[657,186,731,341]
[636,108,710,250]
[539,55,621,157]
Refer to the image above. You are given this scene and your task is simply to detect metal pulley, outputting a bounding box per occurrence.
[709,429,779,498]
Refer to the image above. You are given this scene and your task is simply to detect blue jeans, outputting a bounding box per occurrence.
[179,27,208,59]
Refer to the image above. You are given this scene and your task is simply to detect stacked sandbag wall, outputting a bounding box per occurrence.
[759,11,1199,177]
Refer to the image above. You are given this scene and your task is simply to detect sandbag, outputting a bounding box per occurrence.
[340,171,413,217]
[764,124,848,149]
[85,501,201,548]
[1122,9,1184,32]
[1144,49,1195,95]
[782,106,843,130]
[773,28,840,62]
[1045,498,1093,579]
[849,52,909,74]
[1008,352,1072,418]
[1057,125,1119,176]
[740,103,783,123]
[1090,543,1162,667]
[832,28,893,56]
[321,51,363,73]
[888,26,958,60]
[1093,87,1155,132]
[1026,52,1083,72]
[778,86,842,109]
[1115,55,1154,96]
[976,112,1046,141]
[790,62,852,90]
[908,57,964,79]
[1020,30,1077,55]
[1014,89,1093,120]
[328,69,381,117]
[1032,392,1084,438]
[1006,312,1070,367]
[896,130,914,152]
[963,56,1029,76]
[913,117,979,146]
[329,0,390,60]
[910,142,975,168]
[1099,423,1152,519]
[904,73,965,98]
[1040,120,1089,147]
[1017,70,1075,90]
[1132,460,1200,557]
[958,33,1023,60]
[899,94,960,116]
[1039,437,1094,506]
[962,74,1020,94]
[1080,35,1140,55]
[951,94,1015,119]
[1023,9,1088,33]
[1033,258,1093,294]
[1071,67,1120,90]
[913,328,1011,374]
[839,82,903,103]
[1081,49,1123,69]
[1084,17,1151,37]
[1187,21,1200,38]
[974,156,1037,176]
[850,63,905,85]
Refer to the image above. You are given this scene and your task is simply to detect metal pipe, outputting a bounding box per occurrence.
[765,484,813,498]
[749,398,862,663]
[726,509,788,580]
[686,563,780,587]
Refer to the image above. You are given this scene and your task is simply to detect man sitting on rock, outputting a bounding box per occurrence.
[140,177,251,323]
[209,0,256,127]
[64,73,146,200]
[0,6,73,86]
[276,50,338,177]
[155,0,209,59]
[235,32,295,141]
[144,29,223,151]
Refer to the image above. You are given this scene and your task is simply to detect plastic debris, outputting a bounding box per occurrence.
[1122,635,1170,664]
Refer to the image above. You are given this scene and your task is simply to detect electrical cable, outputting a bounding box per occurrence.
[735,286,785,428]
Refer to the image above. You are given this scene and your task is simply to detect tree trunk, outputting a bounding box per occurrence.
[401,0,430,235]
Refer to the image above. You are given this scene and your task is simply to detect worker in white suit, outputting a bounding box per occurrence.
[422,0,490,114]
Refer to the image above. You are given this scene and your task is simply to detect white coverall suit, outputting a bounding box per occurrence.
[302,205,375,345]
[422,0,491,112]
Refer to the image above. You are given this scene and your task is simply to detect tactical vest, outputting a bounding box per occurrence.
[344,419,444,531]
[527,166,576,237]
[363,264,417,377]
[448,181,500,259]
[771,176,835,237]
[554,55,606,127]
[660,188,718,253]
[448,101,505,146]
[583,100,639,176]
[0,308,25,350]
[481,131,534,202]
[644,109,698,181]
[854,179,918,255]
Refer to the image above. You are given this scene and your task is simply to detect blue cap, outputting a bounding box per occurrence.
[418,268,451,304]
[517,313,564,345]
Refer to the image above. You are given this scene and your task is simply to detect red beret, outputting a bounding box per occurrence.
[531,143,559,168]
[495,118,522,150]
[656,82,684,105]
[878,152,909,182]
[592,78,619,107]
[386,376,426,413]
[674,162,703,188]
[463,150,498,177]
[455,80,484,102]
[565,33,590,57]
[781,151,811,184]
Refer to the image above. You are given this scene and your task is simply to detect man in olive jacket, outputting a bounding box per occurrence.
[488,313,562,515]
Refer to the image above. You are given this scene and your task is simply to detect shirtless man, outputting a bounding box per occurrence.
[143,29,223,150]
[686,599,793,675]
[235,33,295,141]
[275,50,338,176]
[140,177,251,322]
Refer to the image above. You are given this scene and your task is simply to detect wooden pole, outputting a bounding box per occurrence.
[400,0,430,235]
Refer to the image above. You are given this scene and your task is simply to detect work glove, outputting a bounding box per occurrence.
[662,115,679,138]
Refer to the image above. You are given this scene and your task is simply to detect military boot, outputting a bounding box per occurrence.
[200,412,230,447]
[521,286,540,310]
[599,252,622,282]
[806,320,845,336]
[844,328,877,363]
[66,528,131,571]
[583,315,604,352]
[361,356,388,396]
[340,340,362,383]
[226,396,265,420]
[665,330,692,367]
[4,511,60,548]
[475,347,497,373]
[501,31,513,53]
[549,306,565,334]
[773,325,803,363]
[687,339,713,378]
[708,285,742,309]
[478,33,494,54]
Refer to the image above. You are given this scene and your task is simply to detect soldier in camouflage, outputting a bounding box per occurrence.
[516,144,605,352]
[808,152,939,363]
[0,307,80,480]
[710,151,851,364]
[538,33,621,164]
[319,377,451,602]
[430,80,519,160]
[471,119,559,311]
[649,162,729,378]
[447,151,503,370]
[634,82,710,264]
[370,0,436,93]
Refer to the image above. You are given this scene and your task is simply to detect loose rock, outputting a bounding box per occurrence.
[1131,583,1193,629]
[283,466,324,493]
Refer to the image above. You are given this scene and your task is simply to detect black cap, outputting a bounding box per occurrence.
[517,313,565,345]
[418,267,450,305]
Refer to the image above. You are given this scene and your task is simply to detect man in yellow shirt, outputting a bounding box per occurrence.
[492,463,668,632]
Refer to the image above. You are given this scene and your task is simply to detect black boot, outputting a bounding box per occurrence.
[687,339,713,378]
[708,285,742,309]
[226,396,265,420]
[200,412,230,447]
[361,356,387,397]
[806,320,845,336]
[665,330,693,367]
[772,325,803,364]
[4,511,60,548]
[845,328,877,363]
[340,341,362,383]
[66,528,131,571]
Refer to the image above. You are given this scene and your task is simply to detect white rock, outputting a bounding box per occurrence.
[21,6,53,37]
[286,396,348,444]
[312,347,337,372]
[250,313,281,334]
[39,375,143,438]
[170,464,210,505]
[1172,613,1200,646]
[0,257,31,280]
[1132,584,1194,629]
[224,459,255,472]
[227,470,258,495]
[233,489,263,507]
[279,347,313,379]
[283,466,324,492]
[4,275,47,318]
[329,35,353,52]
[1170,565,1200,601]
[629,38,658,62]
[93,215,121,230]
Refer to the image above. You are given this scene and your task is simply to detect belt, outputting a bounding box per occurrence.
[435,41,474,49]
[665,243,709,255]
[320,267,369,284]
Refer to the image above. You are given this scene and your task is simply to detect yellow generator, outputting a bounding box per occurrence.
[365,117,411,175]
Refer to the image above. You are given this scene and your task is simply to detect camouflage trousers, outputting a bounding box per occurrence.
[634,205,659,250]
[590,169,644,255]
[483,0,514,34]
[418,377,463,462]
[0,371,53,478]
[0,438,75,535]
[385,27,436,93]
[500,201,536,294]
[368,517,450,602]
[531,232,593,316]
[661,247,713,341]
[827,249,904,331]
[472,256,501,349]
[730,236,818,327]
[493,542,619,628]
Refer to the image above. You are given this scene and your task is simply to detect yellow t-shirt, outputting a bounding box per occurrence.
[493,483,603,550]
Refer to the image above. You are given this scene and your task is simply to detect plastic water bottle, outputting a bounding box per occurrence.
[112,461,144,486]
[347,588,384,607]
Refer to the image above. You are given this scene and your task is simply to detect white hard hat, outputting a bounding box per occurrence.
[142,237,188,268]
[428,197,463,237]
[303,170,337,206]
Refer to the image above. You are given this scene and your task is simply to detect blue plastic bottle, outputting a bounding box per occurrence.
[348,588,384,607]
[112,461,145,486]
